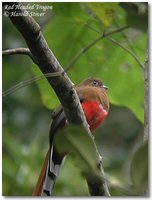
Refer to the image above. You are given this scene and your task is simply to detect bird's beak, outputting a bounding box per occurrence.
[102,85,108,90]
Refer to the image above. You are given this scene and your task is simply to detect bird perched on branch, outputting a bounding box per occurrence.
[32,77,109,196]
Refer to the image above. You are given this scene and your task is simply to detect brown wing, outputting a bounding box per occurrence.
[76,86,109,112]
[49,106,66,146]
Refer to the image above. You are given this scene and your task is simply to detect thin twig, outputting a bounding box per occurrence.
[83,23,144,71]
[2,71,64,98]
[2,48,30,56]
[65,25,129,72]
[114,21,135,52]
[2,48,37,64]
[106,37,145,70]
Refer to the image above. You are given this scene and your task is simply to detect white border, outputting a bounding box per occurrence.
[1,0,150,2]
[1,1,151,200]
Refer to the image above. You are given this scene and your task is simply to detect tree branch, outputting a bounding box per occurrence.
[2,47,38,64]
[4,2,89,130]
[3,2,110,196]
[3,47,30,56]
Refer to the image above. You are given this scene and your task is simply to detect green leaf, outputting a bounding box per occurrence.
[54,125,102,178]
[53,2,89,23]
[31,64,60,109]
[32,2,146,122]
[130,142,148,193]
[53,156,89,196]
[87,2,118,26]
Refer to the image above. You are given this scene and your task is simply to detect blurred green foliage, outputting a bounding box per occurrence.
[130,141,148,194]
[2,2,148,196]
[87,2,119,26]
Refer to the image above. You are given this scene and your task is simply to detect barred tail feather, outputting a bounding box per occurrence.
[32,147,65,196]
[32,150,50,196]
[41,146,65,196]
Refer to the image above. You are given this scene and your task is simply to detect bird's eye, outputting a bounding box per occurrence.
[93,80,99,86]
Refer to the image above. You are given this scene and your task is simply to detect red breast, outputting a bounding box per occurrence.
[81,101,108,132]
[76,78,109,132]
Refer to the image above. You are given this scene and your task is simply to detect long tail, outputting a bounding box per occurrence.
[32,146,65,196]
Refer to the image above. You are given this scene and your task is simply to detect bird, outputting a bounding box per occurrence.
[32,77,109,196]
